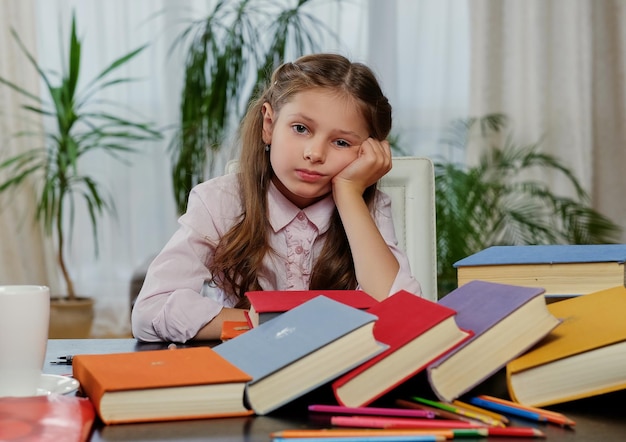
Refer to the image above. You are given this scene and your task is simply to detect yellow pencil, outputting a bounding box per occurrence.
[412,397,505,428]
[452,399,510,425]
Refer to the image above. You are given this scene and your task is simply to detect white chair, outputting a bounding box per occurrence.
[225,157,438,301]
[379,157,437,301]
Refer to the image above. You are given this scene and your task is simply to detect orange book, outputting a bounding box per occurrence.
[72,347,253,424]
[0,394,95,441]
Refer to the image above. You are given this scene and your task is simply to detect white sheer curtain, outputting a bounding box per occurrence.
[0,0,59,290]
[469,0,626,242]
[0,0,469,336]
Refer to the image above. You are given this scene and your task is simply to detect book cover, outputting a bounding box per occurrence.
[454,244,626,296]
[0,393,95,442]
[72,347,253,424]
[454,244,626,266]
[507,285,626,406]
[220,320,250,341]
[426,280,561,402]
[245,290,379,327]
[332,290,472,407]
[214,295,387,415]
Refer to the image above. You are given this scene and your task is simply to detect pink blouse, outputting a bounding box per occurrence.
[131,173,421,342]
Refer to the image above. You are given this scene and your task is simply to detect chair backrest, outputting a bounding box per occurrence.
[224,157,438,301]
[379,157,437,300]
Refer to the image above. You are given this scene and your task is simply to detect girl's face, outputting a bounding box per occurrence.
[262,88,370,209]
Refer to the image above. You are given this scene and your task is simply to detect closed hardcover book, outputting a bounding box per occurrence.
[214,295,386,415]
[454,244,626,298]
[0,394,95,442]
[332,290,472,407]
[507,285,626,406]
[245,290,379,328]
[72,347,253,424]
[426,280,561,402]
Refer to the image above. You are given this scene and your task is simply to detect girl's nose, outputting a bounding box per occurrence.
[304,140,326,163]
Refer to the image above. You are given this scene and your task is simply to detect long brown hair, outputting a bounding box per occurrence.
[209,53,392,307]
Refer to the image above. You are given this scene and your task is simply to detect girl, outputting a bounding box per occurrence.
[132,53,421,342]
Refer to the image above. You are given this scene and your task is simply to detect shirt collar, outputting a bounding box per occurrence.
[268,181,335,233]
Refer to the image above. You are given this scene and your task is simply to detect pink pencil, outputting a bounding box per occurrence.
[309,404,435,419]
[331,415,487,429]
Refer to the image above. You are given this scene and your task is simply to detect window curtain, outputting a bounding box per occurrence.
[0,0,469,336]
[0,0,59,291]
[468,0,626,242]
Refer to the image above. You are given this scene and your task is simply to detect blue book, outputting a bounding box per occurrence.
[454,244,626,297]
[214,295,386,415]
[426,280,560,403]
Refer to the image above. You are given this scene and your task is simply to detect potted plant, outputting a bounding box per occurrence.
[434,113,622,295]
[0,13,161,337]
[169,0,337,213]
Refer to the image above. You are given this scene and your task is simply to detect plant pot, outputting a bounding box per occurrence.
[49,297,95,339]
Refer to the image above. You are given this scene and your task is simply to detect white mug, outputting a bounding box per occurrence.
[0,285,50,397]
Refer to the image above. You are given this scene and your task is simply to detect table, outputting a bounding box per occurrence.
[45,339,626,441]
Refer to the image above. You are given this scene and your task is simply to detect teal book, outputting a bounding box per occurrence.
[214,295,386,415]
[454,244,626,297]
[426,280,560,402]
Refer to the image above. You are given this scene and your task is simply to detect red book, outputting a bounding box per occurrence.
[0,394,95,442]
[332,290,472,407]
[245,290,379,327]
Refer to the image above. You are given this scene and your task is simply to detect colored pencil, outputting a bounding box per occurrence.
[270,427,545,439]
[272,436,446,442]
[412,397,506,427]
[468,397,558,425]
[476,395,575,427]
[395,399,484,425]
[331,415,486,429]
[453,427,546,438]
[451,400,510,425]
[271,429,453,439]
[309,404,435,419]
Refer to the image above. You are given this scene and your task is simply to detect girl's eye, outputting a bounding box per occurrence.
[292,124,309,134]
[334,139,351,148]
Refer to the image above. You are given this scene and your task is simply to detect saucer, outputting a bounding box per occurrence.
[36,374,80,396]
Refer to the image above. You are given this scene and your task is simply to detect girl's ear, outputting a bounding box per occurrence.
[261,103,274,144]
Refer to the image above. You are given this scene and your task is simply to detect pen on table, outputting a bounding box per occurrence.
[50,355,73,365]
[412,397,506,427]
[308,404,435,419]
[474,395,575,427]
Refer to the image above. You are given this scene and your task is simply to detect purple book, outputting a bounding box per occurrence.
[426,280,560,402]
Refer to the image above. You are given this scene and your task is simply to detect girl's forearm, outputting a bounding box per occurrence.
[194,307,249,340]
[334,186,399,300]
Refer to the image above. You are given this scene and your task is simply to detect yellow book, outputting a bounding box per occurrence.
[506,285,626,406]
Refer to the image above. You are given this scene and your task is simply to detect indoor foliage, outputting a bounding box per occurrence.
[169,0,338,213]
[434,113,622,295]
[0,14,161,299]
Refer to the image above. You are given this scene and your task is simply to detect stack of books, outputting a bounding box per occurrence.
[72,265,625,427]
